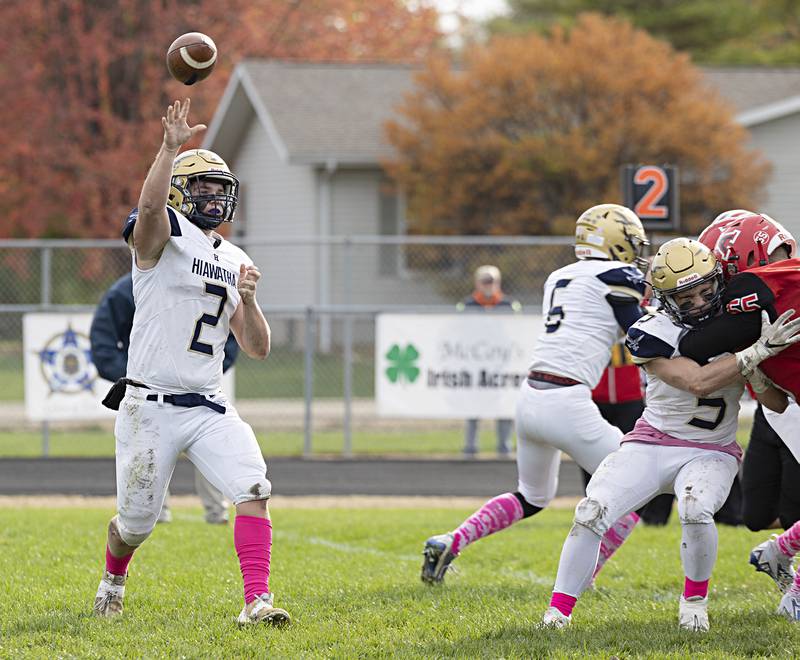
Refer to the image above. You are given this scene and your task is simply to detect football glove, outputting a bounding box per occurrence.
[736,310,800,378]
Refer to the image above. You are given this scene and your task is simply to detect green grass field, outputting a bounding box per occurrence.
[0,424,754,458]
[0,504,795,658]
[0,428,472,457]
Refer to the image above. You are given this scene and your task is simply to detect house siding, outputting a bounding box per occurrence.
[229,115,317,345]
[329,169,451,306]
[749,115,800,239]
[232,116,317,298]
[325,169,454,345]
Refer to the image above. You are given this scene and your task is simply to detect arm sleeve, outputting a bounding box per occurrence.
[625,324,675,364]
[122,207,182,242]
[222,333,241,373]
[678,272,773,363]
[605,294,645,332]
[596,266,646,303]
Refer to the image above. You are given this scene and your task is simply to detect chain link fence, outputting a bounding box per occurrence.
[1,234,641,455]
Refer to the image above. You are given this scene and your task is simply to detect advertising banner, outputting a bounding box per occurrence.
[376,314,543,419]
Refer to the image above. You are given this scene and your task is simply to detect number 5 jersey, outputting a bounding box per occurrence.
[626,311,742,445]
[528,259,646,388]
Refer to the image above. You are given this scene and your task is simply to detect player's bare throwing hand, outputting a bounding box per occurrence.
[93,99,289,626]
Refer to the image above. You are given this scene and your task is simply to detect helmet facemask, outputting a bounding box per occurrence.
[655,265,725,327]
[626,231,650,271]
[171,172,239,230]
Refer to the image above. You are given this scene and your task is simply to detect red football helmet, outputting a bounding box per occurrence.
[697,209,755,253]
[699,212,797,279]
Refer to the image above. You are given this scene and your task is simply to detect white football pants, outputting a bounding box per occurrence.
[514,382,624,508]
[553,442,738,597]
[114,385,269,545]
[763,400,800,463]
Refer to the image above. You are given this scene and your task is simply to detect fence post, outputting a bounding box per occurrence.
[42,420,50,457]
[342,238,353,457]
[303,306,315,458]
[41,246,53,456]
[40,246,52,307]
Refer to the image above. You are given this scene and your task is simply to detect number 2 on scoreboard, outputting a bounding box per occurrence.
[634,166,669,219]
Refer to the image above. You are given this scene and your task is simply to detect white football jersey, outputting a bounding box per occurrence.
[528,259,645,388]
[125,208,250,394]
[626,311,742,444]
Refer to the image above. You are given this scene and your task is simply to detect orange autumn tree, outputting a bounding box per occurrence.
[385,13,769,238]
[0,0,440,239]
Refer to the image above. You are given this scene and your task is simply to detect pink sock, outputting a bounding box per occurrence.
[776,521,800,558]
[550,592,577,617]
[593,512,640,579]
[451,493,524,555]
[234,515,272,604]
[683,577,709,599]
[790,571,800,597]
[105,545,133,576]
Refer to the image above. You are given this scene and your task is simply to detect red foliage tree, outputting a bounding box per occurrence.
[0,0,440,238]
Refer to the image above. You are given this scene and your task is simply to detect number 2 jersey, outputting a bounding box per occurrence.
[528,259,646,388]
[123,207,251,394]
[678,257,800,400]
[626,311,742,445]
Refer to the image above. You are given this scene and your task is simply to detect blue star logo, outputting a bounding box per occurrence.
[36,324,97,395]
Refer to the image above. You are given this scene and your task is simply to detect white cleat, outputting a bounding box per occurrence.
[93,570,126,618]
[777,592,800,621]
[541,606,571,629]
[679,595,709,632]
[750,535,795,593]
[237,593,291,627]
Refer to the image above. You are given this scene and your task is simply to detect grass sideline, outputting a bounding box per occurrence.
[0,423,754,458]
[0,428,470,457]
[0,348,377,401]
[0,505,794,658]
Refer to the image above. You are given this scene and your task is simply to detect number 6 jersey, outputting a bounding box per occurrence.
[626,311,742,444]
[123,207,250,394]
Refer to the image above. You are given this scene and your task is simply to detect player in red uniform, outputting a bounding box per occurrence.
[681,212,800,620]
[680,213,799,398]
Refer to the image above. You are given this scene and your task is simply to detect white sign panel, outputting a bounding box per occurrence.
[24,313,115,421]
[376,314,544,419]
[24,313,236,422]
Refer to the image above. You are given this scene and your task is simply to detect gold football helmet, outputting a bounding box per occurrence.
[650,237,724,326]
[574,204,649,269]
[168,149,239,230]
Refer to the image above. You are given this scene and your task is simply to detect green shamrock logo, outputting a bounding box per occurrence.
[385,343,420,384]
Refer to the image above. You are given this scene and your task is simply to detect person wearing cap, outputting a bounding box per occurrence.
[457,265,522,458]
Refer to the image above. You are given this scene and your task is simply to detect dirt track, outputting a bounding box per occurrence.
[0,456,585,497]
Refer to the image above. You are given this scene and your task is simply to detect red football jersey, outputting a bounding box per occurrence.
[742,259,800,399]
[592,343,643,404]
[680,257,800,400]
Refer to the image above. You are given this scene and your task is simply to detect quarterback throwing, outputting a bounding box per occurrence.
[92,99,290,626]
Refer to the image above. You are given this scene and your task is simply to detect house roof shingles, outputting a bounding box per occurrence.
[241,60,419,165]
[226,60,800,165]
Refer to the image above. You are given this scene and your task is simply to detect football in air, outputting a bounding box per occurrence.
[166,32,217,85]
